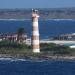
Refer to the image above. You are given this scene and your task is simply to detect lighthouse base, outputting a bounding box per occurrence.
[33,49,40,53]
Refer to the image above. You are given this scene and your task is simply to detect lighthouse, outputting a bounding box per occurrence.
[32,9,40,53]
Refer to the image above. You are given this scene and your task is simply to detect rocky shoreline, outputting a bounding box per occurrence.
[0,54,75,61]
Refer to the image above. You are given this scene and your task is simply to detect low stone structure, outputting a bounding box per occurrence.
[0,33,27,43]
[53,33,75,41]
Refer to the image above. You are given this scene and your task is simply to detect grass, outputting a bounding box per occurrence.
[0,41,75,58]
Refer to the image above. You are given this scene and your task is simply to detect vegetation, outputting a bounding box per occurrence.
[40,43,75,56]
[17,27,26,44]
[0,40,75,59]
[0,40,31,55]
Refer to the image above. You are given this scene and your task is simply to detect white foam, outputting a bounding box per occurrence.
[0,58,49,62]
[48,19,75,21]
[0,58,12,60]
[0,58,27,62]
[0,19,31,21]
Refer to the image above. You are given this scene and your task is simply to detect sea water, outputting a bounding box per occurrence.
[0,59,75,75]
[0,19,75,39]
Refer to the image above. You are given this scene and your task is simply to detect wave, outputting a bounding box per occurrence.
[48,19,75,21]
[0,19,31,21]
[0,58,27,62]
[0,19,75,21]
[0,58,48,63]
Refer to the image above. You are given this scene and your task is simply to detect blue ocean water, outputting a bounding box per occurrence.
[0,19,75,39]
[0,59,75,75]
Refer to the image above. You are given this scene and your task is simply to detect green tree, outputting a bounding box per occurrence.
[17,27,27,44]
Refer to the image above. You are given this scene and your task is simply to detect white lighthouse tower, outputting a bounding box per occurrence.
[32,9,40,53]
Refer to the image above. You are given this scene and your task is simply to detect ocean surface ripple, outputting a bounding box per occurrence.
[0,58,75,75]
[0,20,75,39]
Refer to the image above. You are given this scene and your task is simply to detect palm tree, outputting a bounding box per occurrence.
[17,27,27,44]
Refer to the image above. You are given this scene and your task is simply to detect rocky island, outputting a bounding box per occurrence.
[0,8,75,61]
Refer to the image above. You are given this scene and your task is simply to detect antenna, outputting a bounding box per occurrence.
[32,9,33,11]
